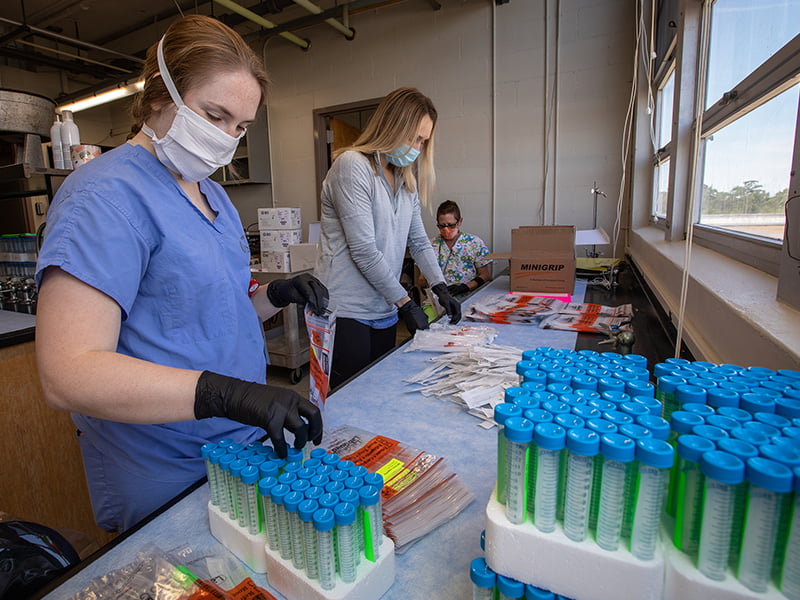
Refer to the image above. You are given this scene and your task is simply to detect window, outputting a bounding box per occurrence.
[652,69,675,221]
[652,0,800,277]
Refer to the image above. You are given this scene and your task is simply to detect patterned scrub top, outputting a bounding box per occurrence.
[431,232,491,285]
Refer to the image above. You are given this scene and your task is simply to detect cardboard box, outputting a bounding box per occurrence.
[488,226,576,294]
[257,207,301,230]
[288,243,319,272]
[259,250,291,273]
[259,228,303,251]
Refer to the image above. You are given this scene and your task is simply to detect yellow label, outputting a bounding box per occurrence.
[377,458,417,492]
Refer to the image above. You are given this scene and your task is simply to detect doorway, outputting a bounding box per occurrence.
[312,97,381,218]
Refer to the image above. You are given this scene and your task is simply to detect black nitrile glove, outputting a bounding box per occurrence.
[446,283,469,296]
[432,283,462,324]
[267,273,329,315]
[398,299,429,335]
[194,371,323,459]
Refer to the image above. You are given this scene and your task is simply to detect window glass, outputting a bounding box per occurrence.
[658,71,675,148]
[706,0,800,109]
[653,159,670,219]
[699,84,799,240]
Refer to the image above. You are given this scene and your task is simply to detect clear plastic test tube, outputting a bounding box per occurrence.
[238,465,261,535]
[736,456,793,593]
[313,507,337,591]
[673,434,716,556]
[495,403,523,505]
[657,375,687,422]
[596,433,635,551]
[218,452,236,515]
[270,483,293,560]
[533,422,566,533]
[339,488,363,563]
[298,498,320,579]
[563,428,600,542]
[201,443,220,506]
[228,458,247,521]
[334,502,358,584]
[780,466,800,599]
[504,416,534,525]
[258,476,279,548]
[697,450,745,581]
[470,557,496,600]
[359,485,382,561]
[206,445,227,507]
[630,438,673,560]
[715,438,759,570]
[284,490,306,570]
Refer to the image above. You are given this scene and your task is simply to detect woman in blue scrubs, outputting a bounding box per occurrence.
[34,15,326,532]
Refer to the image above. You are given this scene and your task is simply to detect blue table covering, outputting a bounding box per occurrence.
[42,276,586,599]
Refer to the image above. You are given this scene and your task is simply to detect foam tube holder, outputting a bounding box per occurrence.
[483,495,664,600]
[208,502,396,600]
[208,502,269,573]
[663,541,786,600]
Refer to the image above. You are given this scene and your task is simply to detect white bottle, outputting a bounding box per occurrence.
[49,116,65,169]
[60,110,81,171]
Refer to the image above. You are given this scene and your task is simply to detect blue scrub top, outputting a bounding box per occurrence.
[36,142,266,492]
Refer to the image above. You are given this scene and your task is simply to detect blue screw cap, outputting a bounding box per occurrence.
[677,434,716,462]
[681,403,716,417]
[600,433,636,462]
[566,428,600,456]
[298,499,319,522]
[470,557,496,589]
[717,406,753,424]
[555,413,586,431]
[776,398,800,419]
[700,450,745,484]
[619,423,653,441]
[495,402,523,425]
[524,408,554,425]
[334,501,357,525]
[676,384,707,405]
[746,456,793,493]
[497,574,525,597]
[754,412,791,429]
[504,416,535,444]
[240,465,259,485]
[636,438,674,468]
[504,387,531,404]
[636,415,670,440]
[705,414,741,432]
[670,411,706,434]
[716,438,759,462]
[707,388,740,408]
[657,375,687,394]
[359,485,381,506]
[257,475,278,496]
[534,422,566,451]
[759,444,800,469]
[312,507,335,532]
[692,424,729,442]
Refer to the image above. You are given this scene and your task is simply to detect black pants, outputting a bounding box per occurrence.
[330,317,396,391]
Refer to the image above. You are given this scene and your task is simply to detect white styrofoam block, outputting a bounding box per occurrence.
[663,540,786,600]
[265,536,395,600]
[483,496,664,600]
[208,502,269,573]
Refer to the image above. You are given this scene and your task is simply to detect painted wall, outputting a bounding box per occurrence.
[262,0,634,256]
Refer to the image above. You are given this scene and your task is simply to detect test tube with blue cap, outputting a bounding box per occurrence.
[497,573,525,600]
[533,422,566,533]
[630,438,673,560]
[359,485,383,561]
[470,557,496,600]
[657,375,687,421]
[496,403,524,505]
[217,452,237,516]
[298,498,320,580]
[713,437,759,570]
[228,458,248,521]
[313,507,337,591]
[736,456,793,592]
[673,434,716,555]
[340,488,363,560]
[563,428,600,542]
[636,414,670,441]
[741,392,777,415]
[779,466,800,599]
[718,405,753,425]
[204,445,227,507]
[258,476,279,548]
[503,416,533,525]
[277,488,303,567]
[777,397,800,419]
[681,403,716,418]
[743,420,781,442]
[270,483,293,560]
[334,502,358,584]
[697,450,745,581]
[595,433,636,551]
[238,465,261,534]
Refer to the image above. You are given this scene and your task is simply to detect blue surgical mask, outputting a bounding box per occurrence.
[386,144,420,167]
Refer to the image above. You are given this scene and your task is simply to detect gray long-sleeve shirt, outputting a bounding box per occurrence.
[315,150,445,321]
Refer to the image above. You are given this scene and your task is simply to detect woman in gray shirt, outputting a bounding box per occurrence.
[316,87,460,390]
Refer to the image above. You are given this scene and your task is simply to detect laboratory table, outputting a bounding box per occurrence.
[37,275,641,600]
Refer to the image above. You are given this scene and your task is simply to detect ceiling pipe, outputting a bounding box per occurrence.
[289,0,355,40]
[212,0,310,49]
[0,16,144,64]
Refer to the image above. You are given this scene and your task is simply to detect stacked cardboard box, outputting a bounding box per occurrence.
[257,208,318,273]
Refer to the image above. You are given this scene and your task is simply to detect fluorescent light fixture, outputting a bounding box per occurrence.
[57,80,144,113]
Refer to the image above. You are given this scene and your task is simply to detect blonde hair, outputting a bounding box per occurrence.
[335,87,437,206]
[130,14,270,132]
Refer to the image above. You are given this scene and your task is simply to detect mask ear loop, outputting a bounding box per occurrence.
[156,36,185,108]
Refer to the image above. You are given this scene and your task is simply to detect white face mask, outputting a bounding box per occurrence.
[142,36,245,183]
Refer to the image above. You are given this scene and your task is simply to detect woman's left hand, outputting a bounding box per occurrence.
[431,283,462,324]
